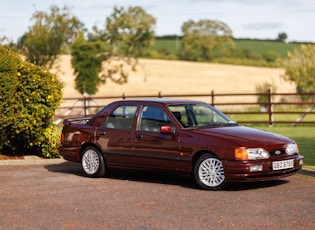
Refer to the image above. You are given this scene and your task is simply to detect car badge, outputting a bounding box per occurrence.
[275,150,281,155]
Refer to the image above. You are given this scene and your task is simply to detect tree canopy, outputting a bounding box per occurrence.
[71,32,105,95]
[71,6,156,95]
[277,32,288,43]
[103,6,156,58]
[19,5,83,68]
[280,44,315,95]
[179,19,235,61]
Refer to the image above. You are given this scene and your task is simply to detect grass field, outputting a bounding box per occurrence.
[234,40,300,58]
[149,38,180,54]
[249,126,315,168]
[146,38,302,59]
[227,105,315,124]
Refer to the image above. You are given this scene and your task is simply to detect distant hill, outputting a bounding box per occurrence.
[143,37,310,62]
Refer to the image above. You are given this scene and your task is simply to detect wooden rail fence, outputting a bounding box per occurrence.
[55,90,315,126]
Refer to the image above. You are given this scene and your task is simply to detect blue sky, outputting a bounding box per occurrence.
[1,0,314,43]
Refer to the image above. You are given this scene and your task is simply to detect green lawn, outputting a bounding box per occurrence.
[225,105,315,124]
[248,126,315,168]
[234,40,300,58]
[146,38,303,59]
[149,38,180,54]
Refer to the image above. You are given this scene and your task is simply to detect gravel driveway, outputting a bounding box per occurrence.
[0,162,314,230]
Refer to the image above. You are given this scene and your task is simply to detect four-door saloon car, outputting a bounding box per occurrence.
[59,99,304,190]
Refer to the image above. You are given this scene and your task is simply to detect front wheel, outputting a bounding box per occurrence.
[81,146,106,178]
[194,154,225,190]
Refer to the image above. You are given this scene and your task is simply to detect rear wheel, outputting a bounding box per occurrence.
[194,153,225,190]
[81,146,106,178]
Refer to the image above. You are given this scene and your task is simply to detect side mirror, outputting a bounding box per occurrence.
[160,125,175,134]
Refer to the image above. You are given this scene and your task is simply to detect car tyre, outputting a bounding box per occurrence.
[194,153,225,190]
[81,146,106,178]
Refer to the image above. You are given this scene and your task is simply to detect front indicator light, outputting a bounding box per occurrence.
[235,147,248,160]
[250,165,263,172]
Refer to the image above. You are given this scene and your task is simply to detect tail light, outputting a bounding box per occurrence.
[60,133,64,143]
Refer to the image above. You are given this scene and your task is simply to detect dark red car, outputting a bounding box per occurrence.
[59,99,304,190]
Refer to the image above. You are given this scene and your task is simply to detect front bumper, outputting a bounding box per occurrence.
[223,155,304,182]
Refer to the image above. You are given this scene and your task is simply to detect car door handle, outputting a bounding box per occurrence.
[136,134,143,138]
[99,131,106,136]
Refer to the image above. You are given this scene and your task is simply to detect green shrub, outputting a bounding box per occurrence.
[41,124,62,158]
[143,50,177,60]
[0,46,63,157]
[255,82,277,111]
[261,51,279,63]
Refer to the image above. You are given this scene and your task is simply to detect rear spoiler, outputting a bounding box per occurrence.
[63,116,92,126]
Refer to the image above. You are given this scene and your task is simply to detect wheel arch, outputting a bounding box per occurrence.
[192,150,219,171]
[80,143,103,161]
[192,150,226,190]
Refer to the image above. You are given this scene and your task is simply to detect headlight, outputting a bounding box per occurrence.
[286,143,299,155]
[235,147,270,160]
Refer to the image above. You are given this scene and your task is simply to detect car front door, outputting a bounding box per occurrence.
[132,105,181,170]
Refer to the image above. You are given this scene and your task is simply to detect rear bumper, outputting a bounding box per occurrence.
[223,155,304,182]
[58,146,81,162]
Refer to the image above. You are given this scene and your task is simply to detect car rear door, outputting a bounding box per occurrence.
[95,104,138,168]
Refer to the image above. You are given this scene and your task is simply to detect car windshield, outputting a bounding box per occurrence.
[168,103,237,128]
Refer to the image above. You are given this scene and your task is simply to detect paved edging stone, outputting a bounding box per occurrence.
[0,155,66,166]
[299,168,315,177]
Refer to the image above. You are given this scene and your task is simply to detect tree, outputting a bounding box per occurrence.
[71,32,105,95]
[72,6,156,95]
[0,36,15,49]
[179,19,234,61]
[277,32,288,43]
[280,44,315,96]
[103,6,156,58]
[19,5,83,68]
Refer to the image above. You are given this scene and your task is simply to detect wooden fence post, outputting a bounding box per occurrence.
[267,88,274,126]
[83,95,87,116]
[211,90,215,106]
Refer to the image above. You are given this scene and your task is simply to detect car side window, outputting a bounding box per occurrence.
[139,106,172,132]
[168,105,189,127]
[105,105,137,130]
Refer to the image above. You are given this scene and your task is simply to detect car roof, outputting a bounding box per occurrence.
[113,98,206,105]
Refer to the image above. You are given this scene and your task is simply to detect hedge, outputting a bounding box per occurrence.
[0,46,63,158]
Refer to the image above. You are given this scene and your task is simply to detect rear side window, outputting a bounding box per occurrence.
[105,105,137,130]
